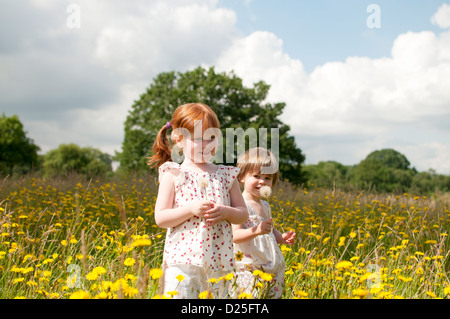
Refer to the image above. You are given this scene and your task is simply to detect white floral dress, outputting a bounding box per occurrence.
[233,200,286,298]
[158,161,240,272]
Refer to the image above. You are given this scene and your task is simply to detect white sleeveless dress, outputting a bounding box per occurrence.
[233,200,286,298]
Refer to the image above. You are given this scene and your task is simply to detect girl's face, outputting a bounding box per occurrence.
[183,136,216,163]
[242,171,273,199]
[180,127,219,164]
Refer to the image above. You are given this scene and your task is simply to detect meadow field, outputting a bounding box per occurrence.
[0,173,449,299]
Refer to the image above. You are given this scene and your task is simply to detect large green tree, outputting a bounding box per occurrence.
[42,143,112,177]
[352,149,415,193]
[365,148,412,170]
[117,66,306,185]
[0,114,40,175]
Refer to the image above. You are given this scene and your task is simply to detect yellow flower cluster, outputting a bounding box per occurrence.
[1,175,449,299]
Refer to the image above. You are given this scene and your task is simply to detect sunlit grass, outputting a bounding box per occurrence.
[1,174,449,299]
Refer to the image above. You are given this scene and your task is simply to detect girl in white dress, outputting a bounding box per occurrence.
[149,103,248,299]
[233,148,296,298]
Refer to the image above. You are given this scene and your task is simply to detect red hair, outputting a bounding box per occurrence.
[147,103,220,168]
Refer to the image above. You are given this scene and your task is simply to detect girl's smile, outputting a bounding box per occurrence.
[242,173,273,201]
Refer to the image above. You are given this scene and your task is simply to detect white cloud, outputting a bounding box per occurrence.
[216,30,308,113]
[215,7,450,174]
[431,3,450,29]
[1,0,238,156]
[86,0,237,79]
[401,142,450,173]
[3,1,450,174]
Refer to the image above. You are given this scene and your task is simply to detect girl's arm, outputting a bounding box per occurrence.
[232,219,273,244]
[155,171,211,229]
[273,228,296,245]
[273,228,284,244]
[204,179,248,225]
[226,179,249,224]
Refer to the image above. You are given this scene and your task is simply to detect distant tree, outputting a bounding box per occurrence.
[365,148,412,170]
[42,143,112,177]
[305,161,350,188]
[117,66,307,185]
[410,169,450,194]
[352,149,415,193]
[0,114,40,175]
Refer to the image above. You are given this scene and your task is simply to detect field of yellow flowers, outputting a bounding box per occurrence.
[1,173,449,299]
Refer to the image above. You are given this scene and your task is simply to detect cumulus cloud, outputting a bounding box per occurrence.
[431,3,450,29]
[215,8,450,173]
[2,1,450,174]
[216,31,308,104]
[88,0,237,79]
[1,0,237,154]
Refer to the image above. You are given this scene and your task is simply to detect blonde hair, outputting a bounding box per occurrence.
[147,103,220,168]
[236,147,279,186]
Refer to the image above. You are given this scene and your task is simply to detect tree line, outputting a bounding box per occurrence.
[1,67,449,195]
[304,149,450,195]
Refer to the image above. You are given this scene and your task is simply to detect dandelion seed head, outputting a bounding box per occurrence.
[198,177,209,189]
[259,185,272,198]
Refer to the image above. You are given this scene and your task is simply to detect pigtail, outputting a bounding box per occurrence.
[147,124,172,168]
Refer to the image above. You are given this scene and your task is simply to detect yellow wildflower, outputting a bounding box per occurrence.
[352,288,369,298]
[149,268,163,280]
[443,286,450,295]
[259,272,273,282]
[198,291,214,299]
[131,238,152,248]
[224,273,234,281]
[69,290,91,299]
[336,261,353,270]
[426,291,437,298]
[238,292,252,299]
[166,291,178,298]
[124,257,135,267]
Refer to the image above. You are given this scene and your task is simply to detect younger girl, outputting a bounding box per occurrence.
[233,147,296,298]
[149,103,248,299]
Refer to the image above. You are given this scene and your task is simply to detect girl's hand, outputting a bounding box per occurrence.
[282,230,296,245]
[204,203,229,225]
[190,200,214,218]
[256,218,273,235]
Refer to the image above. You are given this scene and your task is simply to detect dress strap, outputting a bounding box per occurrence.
[245,202,257,216]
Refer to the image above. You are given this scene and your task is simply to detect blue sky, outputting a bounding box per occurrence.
[1,0,450,174]
[220,0,445,72]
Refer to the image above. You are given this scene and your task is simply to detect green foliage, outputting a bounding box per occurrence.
[352,158,415,193]
[118,66,306,185]
[304,161,350,188]
[306,149,450,195]
[365,148,412,170]
[352,149,416,193]
[410,169,450,194]
[0,113,40,176]
[42,143,112,177]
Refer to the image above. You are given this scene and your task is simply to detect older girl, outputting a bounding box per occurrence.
[149,103,247,298]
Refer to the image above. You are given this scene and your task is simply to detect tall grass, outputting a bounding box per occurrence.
[0,174,449,299]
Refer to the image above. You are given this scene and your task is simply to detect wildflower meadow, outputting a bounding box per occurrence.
[0,173,449,299]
